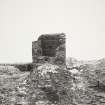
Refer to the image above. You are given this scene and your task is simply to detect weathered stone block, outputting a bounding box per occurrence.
[32,33,66,65]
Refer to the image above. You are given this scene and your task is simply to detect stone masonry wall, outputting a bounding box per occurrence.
[32,33,66,65]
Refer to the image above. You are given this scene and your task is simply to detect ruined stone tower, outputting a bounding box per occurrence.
[32,33,66,65]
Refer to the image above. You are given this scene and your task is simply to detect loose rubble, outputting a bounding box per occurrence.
[1,58,105,105]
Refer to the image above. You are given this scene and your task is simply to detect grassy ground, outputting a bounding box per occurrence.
[0,65,30,105]
[0,60,105,105]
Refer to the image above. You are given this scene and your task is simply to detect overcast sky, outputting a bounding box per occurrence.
[0,0,105,63]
